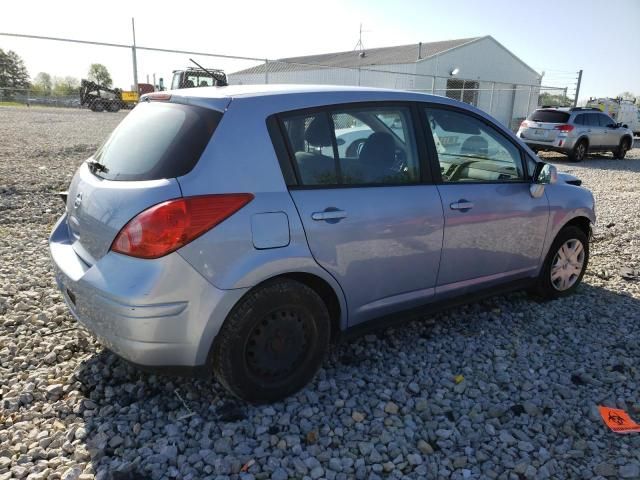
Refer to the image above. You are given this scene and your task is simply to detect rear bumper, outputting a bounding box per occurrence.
[49,214,248,368]
[517,132,576,153]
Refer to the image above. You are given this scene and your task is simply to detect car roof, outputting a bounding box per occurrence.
[167,84,486,118]
[169,84,426,100]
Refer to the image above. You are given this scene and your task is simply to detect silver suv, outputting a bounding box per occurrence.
[517,107,634,162]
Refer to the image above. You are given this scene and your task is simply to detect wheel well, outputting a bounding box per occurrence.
[622,135,633,146]
[564,216,592,239]
[273,272,342,341]
[576,137,589,148]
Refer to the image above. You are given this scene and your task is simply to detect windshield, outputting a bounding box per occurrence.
[92,102,222,181]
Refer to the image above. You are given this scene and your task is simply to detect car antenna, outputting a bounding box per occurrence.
[188,58,228,87]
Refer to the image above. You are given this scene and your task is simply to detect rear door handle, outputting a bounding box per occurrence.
[311,209,347,221]
[450,200,474,211]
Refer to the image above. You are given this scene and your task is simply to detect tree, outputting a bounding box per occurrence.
[538,92,573,107]
[32,72,52,96]
[53,76,80,96]
[87,63,112,88]
[0,49,30,98]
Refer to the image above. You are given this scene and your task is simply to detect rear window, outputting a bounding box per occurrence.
[527,110,570,124]
[92,102,222,181]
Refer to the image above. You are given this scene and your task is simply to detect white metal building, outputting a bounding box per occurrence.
[230,36,542,128]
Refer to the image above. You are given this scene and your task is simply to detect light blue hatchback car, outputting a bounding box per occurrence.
[50,85,595,402]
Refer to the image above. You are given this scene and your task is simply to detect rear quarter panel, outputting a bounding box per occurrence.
[176,96,350,329]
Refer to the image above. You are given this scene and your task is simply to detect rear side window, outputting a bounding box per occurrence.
[527,110,570,123]
[92,102,222,181]
[585,113,600,127]
[574,114,585,125]
[281,105,420,186]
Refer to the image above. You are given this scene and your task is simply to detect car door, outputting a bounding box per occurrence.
[597,113,622,148]
[586,113,605,147]
[422,105,549,297]
[279,104,444,326]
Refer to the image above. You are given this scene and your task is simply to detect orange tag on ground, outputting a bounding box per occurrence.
[598,406,640,434]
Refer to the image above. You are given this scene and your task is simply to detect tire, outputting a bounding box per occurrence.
[212,279,331,403]
[91,101,104,112]
[107,102,121,113]
[613,137,631,159]
[568,140,587,162]
[532,225,589,299]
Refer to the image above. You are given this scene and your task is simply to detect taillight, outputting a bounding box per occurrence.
[554,124,574,132]
[111,194,253,259]
[520,120,529,129]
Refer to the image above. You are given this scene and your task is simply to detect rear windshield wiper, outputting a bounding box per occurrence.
[86,160,109,174]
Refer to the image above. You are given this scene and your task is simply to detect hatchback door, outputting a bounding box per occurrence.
[65,101,223,265]
[522,109,570,144]
[423,105,549,295]
[279,104,444,326]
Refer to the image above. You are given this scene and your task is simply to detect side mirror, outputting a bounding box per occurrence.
[530,162,557,198]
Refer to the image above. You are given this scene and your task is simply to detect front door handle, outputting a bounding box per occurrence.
[311,209,347,221]
[450,200,474,211]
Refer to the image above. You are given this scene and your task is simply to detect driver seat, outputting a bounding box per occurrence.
[358,132,396,183]
[460,135,488,157]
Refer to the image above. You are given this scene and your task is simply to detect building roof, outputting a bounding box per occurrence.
[233,37,483,75]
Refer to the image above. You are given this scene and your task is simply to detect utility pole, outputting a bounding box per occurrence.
[131,17,139,92]
[573,69,583,107]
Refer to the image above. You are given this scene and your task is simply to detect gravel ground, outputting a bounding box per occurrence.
[1,106,639,480]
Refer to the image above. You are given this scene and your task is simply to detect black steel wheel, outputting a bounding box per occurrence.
[212,278,331,403]
[245,307,314,382]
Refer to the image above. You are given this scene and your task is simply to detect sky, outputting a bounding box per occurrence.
[1,0,638,102]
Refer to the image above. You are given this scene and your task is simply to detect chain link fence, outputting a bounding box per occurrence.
[0,32,572,130]
[0,87,80,107]
[228,59,568,130]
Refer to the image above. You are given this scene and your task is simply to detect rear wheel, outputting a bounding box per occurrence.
[613,137,631,159]
[90,101,104,112]
[532,225,589,299]
[568,140,587,162]
[107,102,121,113]
[212,279,330,403]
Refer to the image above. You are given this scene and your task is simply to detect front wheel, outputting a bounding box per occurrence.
[532,225,589,299]
[212,279,331,403]
[613,138,631,159]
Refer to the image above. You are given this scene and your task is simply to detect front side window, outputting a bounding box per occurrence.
[425,107,524,183]
[598,114,614,127]
[282,105,420,186]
